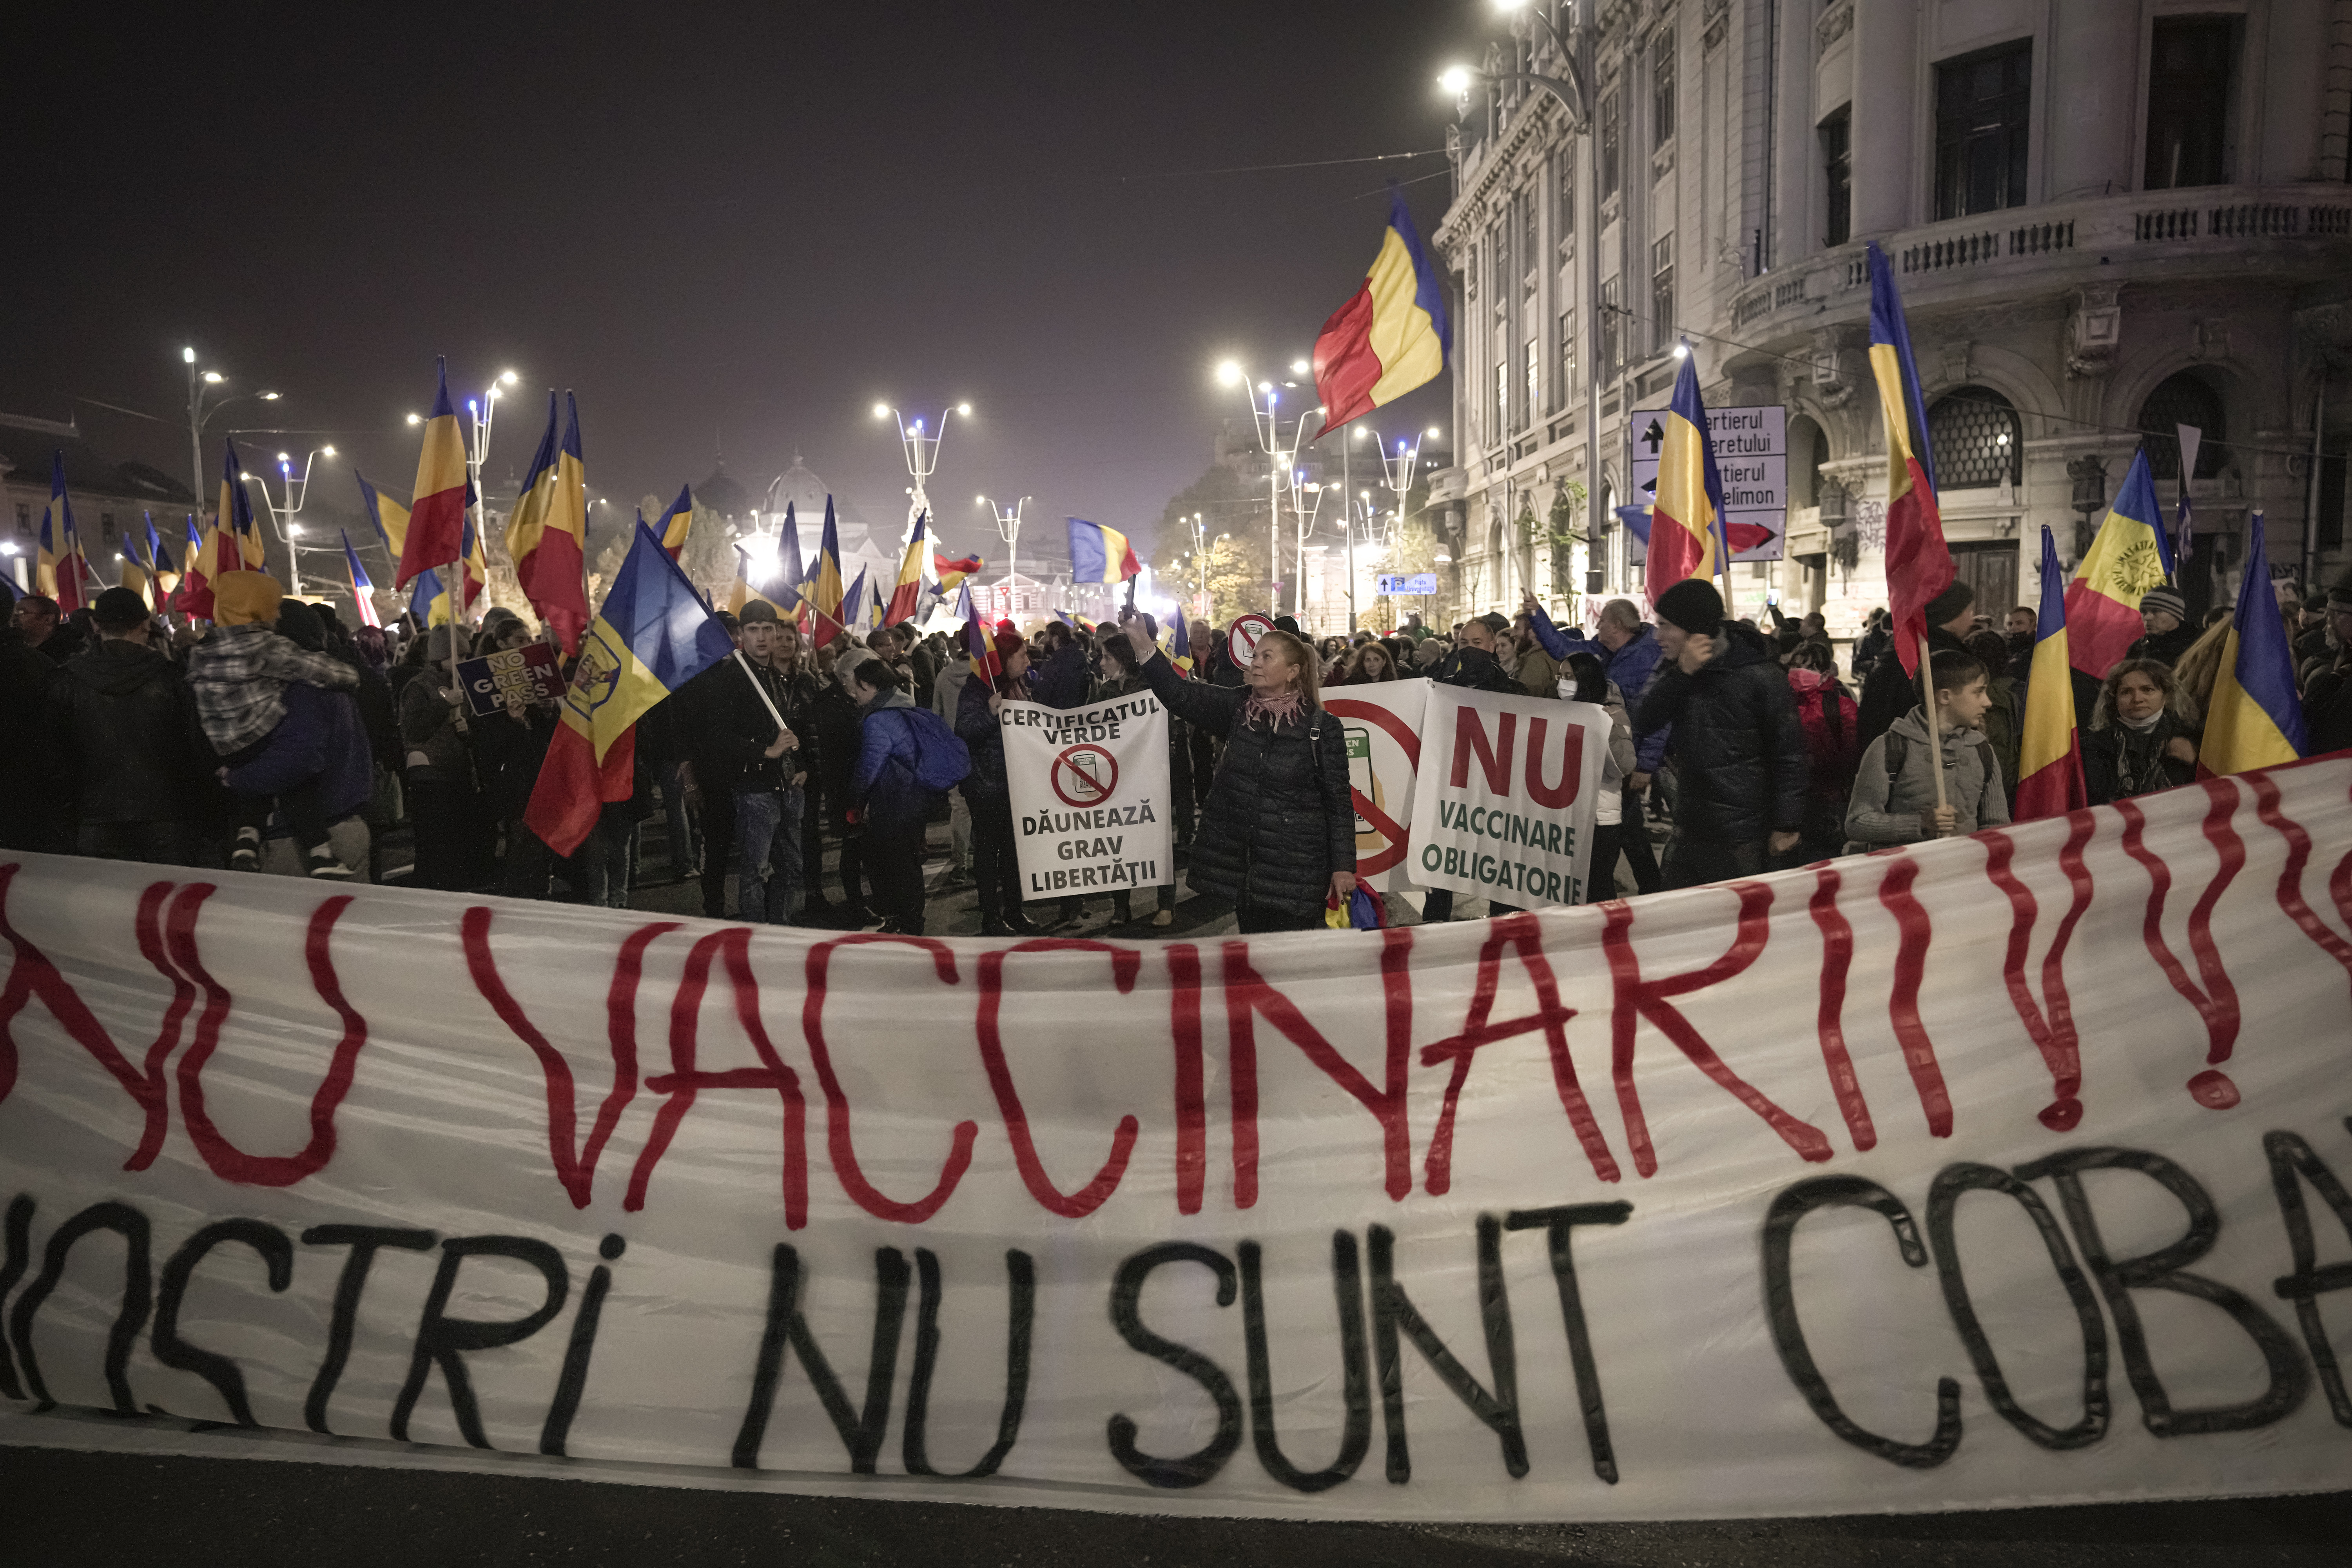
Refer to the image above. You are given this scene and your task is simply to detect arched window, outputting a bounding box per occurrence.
[2136,372,2226,481]
[1926,385,2022,489]
[1788,415,1829,509]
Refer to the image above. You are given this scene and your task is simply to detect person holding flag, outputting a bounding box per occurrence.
[525,520,735,859]
[2196,511,2307,780]
[504,391,591,653]
[340,530,383,630]
[2013,526,2089,820]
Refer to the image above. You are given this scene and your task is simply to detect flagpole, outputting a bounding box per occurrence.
[1918,634,1949,822]
[731,648,791,734]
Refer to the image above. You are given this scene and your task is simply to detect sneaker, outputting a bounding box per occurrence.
[981,917,1014,938]
[1003,912,1046,937]
[305,844,355,881]
[858,910,890,932]
[230,827,261,872]
[1151,909,1174,928]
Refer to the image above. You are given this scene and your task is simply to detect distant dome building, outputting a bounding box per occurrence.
[746,456,898,597]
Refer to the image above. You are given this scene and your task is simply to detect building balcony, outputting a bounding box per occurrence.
[1723,185,2352,345]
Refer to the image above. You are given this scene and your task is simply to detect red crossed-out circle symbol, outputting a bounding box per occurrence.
[1050,744,1119,808]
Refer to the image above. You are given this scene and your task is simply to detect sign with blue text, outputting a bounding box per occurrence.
[1378,573,1439,595]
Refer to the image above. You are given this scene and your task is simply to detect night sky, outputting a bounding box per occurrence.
[13,3,1472,566]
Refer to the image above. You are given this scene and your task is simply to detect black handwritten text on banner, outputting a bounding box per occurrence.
[0,756,2348,1519]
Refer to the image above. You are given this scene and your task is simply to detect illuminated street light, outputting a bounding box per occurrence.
[183,350,281,520]
[876,401,970,548]
[1217,360,1322,615]
[248,447,335,594]
[981,493,1032,614]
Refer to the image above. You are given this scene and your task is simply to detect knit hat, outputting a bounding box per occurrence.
[1922,581,1977,629]
[92,586,150,631]
[275,599,327,652]
[212,571,283,627]
[2139,586,2188,622]
[1474,611,1511,636]
[1653,578,1725,635]
[425,625,456,661]
[738,599,780,625]
[2326,566,2352,606]
[991,628,1025,663]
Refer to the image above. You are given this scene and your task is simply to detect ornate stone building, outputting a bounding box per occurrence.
[1429,0,2351,640]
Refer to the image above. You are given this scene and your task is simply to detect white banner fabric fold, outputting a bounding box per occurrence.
[0,756,2348,1521]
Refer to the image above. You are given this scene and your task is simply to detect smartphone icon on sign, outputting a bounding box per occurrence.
[1344,725,1373,834]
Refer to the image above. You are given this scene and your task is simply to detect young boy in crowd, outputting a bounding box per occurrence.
[185,571,360,877]
[1843,649,2010,850]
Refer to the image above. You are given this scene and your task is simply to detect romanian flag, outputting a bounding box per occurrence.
[1068,518,1140,584]
[459,510,489,615]
[2063,450,2173,680]
[145,514,180,600]
[176,515,212,618]
[396,358,470,588]
[409,567,454,627]
[1170,607,1194,675]
[653,486,694,562]
[934,551,981,602]
[958,582,1001,689]
[35,452,89,612]
[525,522,734,856]
[2199,511,2307,778]
[341,529,382,629]
[505,391,591,653]
[2013,526,2087,821]
[1309,187,1451,435]
[1643,347,1730,605]
[193,439,263,598]
[1866,242,1956,678]
[356,471,411,559]
[118,532,152,609]
[840,566,872,636]
[885,512,930,627]
[727,541,786,616]
[808,496,847,642]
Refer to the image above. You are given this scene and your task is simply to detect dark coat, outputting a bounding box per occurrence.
[956,674,1010,799]
[2306,665,2352,757]
[1430,645,1523,696]
[0,628,62,851]
[2082,714,2199,804]
[224,683,374,823]
[1029,638,1090,709]
[2128,622,2199,668]
[812,677,863,826]
[1139,650,1352,917]
[705,656,821,794]
[49,639,210,825]
[1637,622,1810,845]
[1857,624,1970,753]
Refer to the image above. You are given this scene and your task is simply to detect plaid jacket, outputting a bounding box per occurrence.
[186,624,359,755]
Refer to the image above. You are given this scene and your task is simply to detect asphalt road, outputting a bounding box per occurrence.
[0,1446,2343,1566]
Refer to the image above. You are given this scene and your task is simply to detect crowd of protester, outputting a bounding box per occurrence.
[5,554,2347,935]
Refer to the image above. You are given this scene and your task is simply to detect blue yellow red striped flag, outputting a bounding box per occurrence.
[341,529,382,629]
[1068,518,1140,584]
[505,391,591,652]
[1866,242,1957,677]
[2013,526,2086,821]
[2198,511,2307,779]
[653,486,694,562]
[1643,348,1730,605]
[397,358,470,587]
[1310,187,1451,434]
[35,451,88,612]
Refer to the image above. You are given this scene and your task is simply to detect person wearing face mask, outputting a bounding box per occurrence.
[2083,658,2201,803]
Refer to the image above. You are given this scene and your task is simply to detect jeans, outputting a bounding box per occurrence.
[733,785,804,924]
[78,820,190,865]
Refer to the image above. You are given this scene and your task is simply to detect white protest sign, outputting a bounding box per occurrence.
[1322,682,1428,893]
[0,757,2349,1521]
[1001,691,1173,897]
[1405,687,1608,908]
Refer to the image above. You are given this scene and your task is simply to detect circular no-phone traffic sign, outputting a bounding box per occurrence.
[1050,744,1119,808]
[1227,612,1277,672]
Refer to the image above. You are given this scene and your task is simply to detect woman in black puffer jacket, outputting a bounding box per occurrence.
[1123,618,1355,934]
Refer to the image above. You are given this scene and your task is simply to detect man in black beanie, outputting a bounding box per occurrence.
[1637,578,1809,887]
[1857,580,1977,752]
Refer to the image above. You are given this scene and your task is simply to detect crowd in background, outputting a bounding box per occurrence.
[5,557,2347,937]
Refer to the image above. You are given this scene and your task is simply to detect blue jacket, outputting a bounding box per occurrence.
[1528,609,1671,772]
[224,683,372,823]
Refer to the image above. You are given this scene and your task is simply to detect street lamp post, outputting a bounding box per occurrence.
[1217,360,1319,615]
[464,371,521,563]
[980,493,1029,620]
[182,346,281,515]
[1186,512,1210,620]
[878,401,972,549]
[249,447,336,595]
[1287,466,1330,622]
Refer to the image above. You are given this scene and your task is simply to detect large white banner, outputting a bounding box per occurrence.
[1,756,2350,1521]
[1405,687,1610,908]
[1322,682,1428,894]
[1002,692,1173,897]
